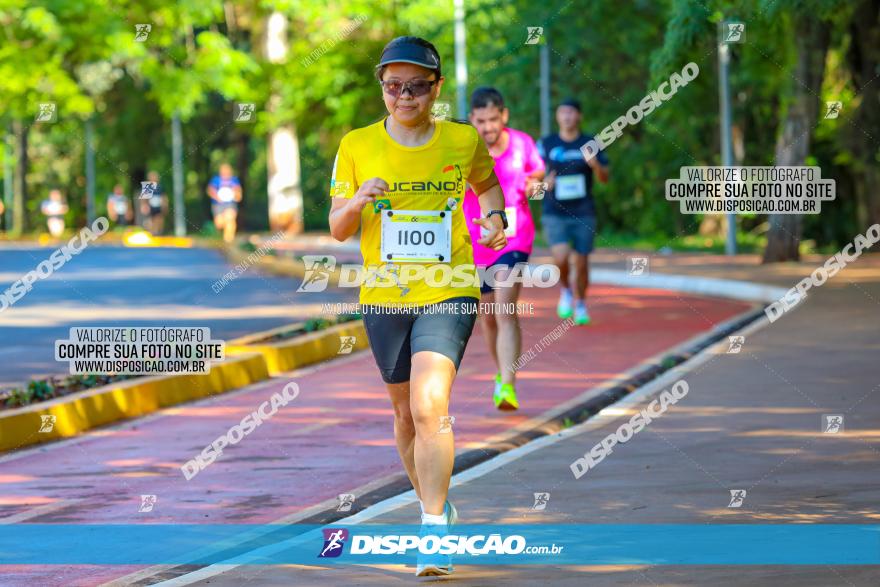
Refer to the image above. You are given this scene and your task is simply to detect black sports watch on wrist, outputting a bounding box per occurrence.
[486,209,509,230]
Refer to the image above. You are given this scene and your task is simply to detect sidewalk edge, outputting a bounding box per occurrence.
[118,306,768,587]
[0,322,364,453]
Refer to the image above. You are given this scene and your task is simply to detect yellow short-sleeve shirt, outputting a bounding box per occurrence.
[331,117,496,307]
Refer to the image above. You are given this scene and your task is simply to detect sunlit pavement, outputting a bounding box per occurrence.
[0,268,753,586]
[185,256,880,586]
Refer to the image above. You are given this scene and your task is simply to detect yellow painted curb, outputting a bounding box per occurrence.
[0,321,366,453]
[0,239,365,453]
[122,230,194,248]
[0,352,268,453]
[228,321,368,375]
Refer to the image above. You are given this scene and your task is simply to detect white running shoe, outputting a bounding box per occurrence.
[415,501,456,576]
[445,499,458,527]
[557,288,573,319]
[416,562,452,577]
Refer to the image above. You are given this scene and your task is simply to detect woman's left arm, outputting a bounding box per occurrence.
[468,131,507,250]
[473,182,507,250]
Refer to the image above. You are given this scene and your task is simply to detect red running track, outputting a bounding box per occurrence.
[0,284,751,586]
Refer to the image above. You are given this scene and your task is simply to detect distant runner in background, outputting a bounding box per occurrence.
[41,189,68,238]
[107,184,133,227]
[463,87,545,411]
[207,163,242,243]
[537,99,609,325]
[140,170,168,235]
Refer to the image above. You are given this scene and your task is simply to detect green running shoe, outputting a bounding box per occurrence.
[574,302,591,325]
[494,383,519,411]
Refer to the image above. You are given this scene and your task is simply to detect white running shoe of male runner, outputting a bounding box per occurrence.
[557,287,573,319]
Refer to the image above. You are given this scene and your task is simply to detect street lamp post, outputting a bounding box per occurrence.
[718,20,738,256]
[171,111,185,237]
[540,42,550,137]
[453,0,468,119]
[85,118,96,224]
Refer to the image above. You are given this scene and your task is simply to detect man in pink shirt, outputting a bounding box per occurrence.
[463,87,545,411]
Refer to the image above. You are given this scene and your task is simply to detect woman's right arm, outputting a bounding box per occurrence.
[328,177,388,241]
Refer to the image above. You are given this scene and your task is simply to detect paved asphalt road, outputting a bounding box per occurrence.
[0,244,354,389]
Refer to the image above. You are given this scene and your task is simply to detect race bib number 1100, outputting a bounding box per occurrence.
[381,209,452,263]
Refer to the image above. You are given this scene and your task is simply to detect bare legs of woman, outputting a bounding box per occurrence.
[385,350,456,516]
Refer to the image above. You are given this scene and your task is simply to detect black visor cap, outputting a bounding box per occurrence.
[377,39,441,72]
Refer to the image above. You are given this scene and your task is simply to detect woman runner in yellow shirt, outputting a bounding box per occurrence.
[329,36,507,575]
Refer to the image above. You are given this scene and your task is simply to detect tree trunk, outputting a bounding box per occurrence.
[699,124,745,238]
[235,129,249,229]
[264,11,304,235]
[847,0,880,227]
[266,117,304,235]
[130,163,146,228]
[3,127,13,232]
[12,119,28,236]
[763,14,831,263]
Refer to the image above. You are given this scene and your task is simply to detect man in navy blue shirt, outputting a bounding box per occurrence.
[537,99,609,325]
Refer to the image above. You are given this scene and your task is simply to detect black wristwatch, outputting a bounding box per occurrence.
[486,209,509,230]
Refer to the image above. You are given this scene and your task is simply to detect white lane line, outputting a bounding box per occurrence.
[118,309,757,585]
[472,306,759,450]
[346,312,774,523]
[99,565,180,587]
[584,267,786,303]
[148,313,774,586]
[87,271,780,585]
[0,498,81,524]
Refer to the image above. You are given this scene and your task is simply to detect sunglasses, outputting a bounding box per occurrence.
[379,79,438,98]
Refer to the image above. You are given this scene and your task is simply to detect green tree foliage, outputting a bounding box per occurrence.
[0,0,875,252]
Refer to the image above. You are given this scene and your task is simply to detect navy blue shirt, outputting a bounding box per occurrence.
[536,133,608,217]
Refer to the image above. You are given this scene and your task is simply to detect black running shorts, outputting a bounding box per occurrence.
[480,250,530,295]
[361,296,478,384]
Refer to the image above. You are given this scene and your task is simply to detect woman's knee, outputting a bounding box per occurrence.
[387,384,415,434]
[410,395,448,434]
[408,353,454,433]
[393,405,416,435]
